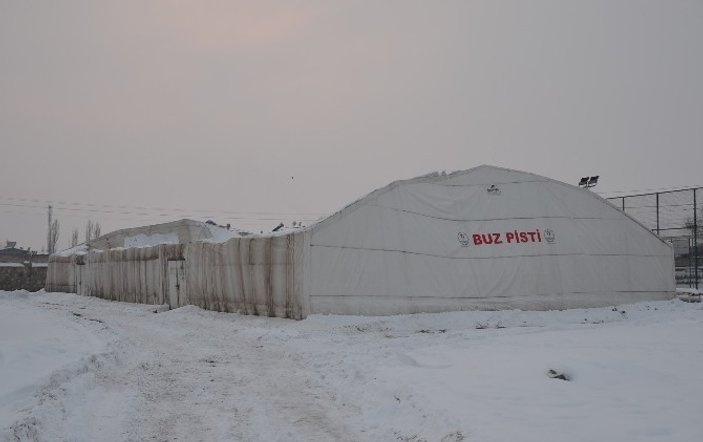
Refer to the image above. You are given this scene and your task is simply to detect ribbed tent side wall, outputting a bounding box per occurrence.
[81,244,184,304]
[184,233,306,319]
[46,244,184,304]
[46,255,78,293]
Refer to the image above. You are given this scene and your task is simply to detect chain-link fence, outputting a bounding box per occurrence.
[607,187,701,290]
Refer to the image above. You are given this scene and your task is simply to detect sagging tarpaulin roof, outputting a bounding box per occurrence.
[54,219,248,256]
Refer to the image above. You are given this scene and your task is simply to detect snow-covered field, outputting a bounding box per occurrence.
[1,290,702,442]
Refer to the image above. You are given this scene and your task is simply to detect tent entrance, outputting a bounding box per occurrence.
[167,259,186,309]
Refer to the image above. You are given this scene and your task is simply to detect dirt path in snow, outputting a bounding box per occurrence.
[12,296,359,442]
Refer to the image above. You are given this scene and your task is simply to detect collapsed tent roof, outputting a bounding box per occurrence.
[53,219,246,257]
[75,219,246,251]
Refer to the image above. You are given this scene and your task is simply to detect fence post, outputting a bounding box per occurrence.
[694,188,698,290]
[656,193,660,235]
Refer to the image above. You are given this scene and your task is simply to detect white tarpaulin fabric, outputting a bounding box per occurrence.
[46,165,674,318]
[306,165,674,315]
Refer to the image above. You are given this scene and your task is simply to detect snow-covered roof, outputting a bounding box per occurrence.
[54,244,89,257]
[55,219,249,256]
[0,262,25,267]
[304,164,670,246]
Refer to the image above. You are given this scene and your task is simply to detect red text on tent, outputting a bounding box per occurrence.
[471,229,548,245]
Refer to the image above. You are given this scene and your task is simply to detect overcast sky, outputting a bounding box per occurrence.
[1,0,702,251]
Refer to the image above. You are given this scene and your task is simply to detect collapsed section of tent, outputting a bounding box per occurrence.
[46,166,675,318]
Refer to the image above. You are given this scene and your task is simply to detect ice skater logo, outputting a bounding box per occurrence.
[544,229,556,243]
[458,232,470,247]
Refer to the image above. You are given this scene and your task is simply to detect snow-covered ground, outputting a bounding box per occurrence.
[1,291,702,442]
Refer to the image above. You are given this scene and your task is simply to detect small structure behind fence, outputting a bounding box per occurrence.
[608,187,701,289]
[0,262,47,291]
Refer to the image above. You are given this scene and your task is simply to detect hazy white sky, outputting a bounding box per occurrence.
[1,0,702,250]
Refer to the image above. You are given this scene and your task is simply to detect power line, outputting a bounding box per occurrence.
[0,195,328,218]
[0,204,322,242]
[0,200,325,222]
[0,206,186,224]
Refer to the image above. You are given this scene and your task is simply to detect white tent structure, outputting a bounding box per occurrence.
[47,165,675,318]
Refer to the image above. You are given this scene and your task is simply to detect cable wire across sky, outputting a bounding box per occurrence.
[0,196,328,223]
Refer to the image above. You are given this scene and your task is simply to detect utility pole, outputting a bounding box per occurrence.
[47,204,53,254]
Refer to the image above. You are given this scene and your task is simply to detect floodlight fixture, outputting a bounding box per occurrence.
[578,175,599,190]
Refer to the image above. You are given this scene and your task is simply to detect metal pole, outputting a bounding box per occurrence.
[690,238,694,288]
[47,205,52,254]
[622,197,625,211]
[656,193,660,235]
[694,188,698,290]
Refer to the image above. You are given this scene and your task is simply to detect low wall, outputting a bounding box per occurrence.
[0,263,47,292]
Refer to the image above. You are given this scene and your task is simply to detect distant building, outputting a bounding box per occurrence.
[0,241,48,291]
[0,241,48,264]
